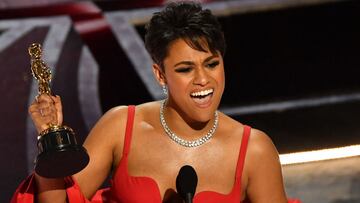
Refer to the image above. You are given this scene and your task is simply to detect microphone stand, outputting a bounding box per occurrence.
[176,165,197,203]
[185,193,193,203]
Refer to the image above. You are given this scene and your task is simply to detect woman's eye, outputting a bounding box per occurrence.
[175,67,192,73]
[206,61,220,69]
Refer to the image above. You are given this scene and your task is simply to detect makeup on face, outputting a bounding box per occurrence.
[161,39,225,122]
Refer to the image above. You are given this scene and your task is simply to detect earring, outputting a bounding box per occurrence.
[162,85,168,96]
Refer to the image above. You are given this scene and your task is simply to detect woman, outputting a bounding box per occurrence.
[14,2,292,203]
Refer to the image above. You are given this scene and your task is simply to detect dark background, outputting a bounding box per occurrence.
[1,0,359,202]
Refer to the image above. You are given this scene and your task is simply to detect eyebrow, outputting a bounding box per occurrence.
[174,55,219,68]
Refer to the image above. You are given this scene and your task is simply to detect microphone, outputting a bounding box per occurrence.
[176,165,198,203]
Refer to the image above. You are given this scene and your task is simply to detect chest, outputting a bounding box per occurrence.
[120,127,244,200]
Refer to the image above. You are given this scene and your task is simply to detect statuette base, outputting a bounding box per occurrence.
[35,126,89,178]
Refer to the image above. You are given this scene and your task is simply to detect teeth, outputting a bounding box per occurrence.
[191,89,213,97]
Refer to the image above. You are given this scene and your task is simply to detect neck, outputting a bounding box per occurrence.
[161,99,215,138]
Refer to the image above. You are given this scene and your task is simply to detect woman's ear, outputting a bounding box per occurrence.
[152,64,166,85]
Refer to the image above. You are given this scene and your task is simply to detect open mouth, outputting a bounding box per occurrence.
[190,88,214,106]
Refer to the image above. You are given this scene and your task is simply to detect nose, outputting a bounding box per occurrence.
[193,68,209,86]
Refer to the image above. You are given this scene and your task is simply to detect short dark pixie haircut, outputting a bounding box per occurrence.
[145,1,226,69]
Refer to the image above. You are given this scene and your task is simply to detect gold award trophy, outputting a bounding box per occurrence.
[29,43,89,178]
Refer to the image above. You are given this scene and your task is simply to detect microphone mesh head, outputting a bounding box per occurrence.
[176,165,198,199]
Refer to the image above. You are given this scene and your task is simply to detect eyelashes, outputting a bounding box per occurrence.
[175,67,191,73]
[207,61,219,68]
[174,60,220,73]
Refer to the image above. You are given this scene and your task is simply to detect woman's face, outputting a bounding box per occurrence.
[158,38,225,123]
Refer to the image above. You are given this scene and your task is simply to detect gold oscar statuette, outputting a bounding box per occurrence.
[29,43,89,178]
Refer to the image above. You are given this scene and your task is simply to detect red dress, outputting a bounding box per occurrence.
[11,105,301,203]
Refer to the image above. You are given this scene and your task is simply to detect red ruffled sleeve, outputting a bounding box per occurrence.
[10,174,36,203]
[10,173,110,203]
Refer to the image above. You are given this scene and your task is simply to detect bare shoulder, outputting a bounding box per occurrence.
[89,101,160,140]
[97,105,129,126]
[132,100,161,123]
[134,100,161,113]
[245,129,287,202]
[248,128,279,156]
[218,112,246,139]
[74,105,132,198]
[83,106,128,143]
[218,113,276,153]
[82,105,130,159]
[245,128,281,169]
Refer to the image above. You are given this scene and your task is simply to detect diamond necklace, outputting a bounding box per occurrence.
[159,99,219,148]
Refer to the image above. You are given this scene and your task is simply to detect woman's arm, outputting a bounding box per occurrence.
[245,129,288,203]
[29,94,67,203]
[34,174,67,203]
[73,105,128,199]
[29,94,127,202]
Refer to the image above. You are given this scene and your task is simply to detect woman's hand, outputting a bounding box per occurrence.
[28,94,63,134]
